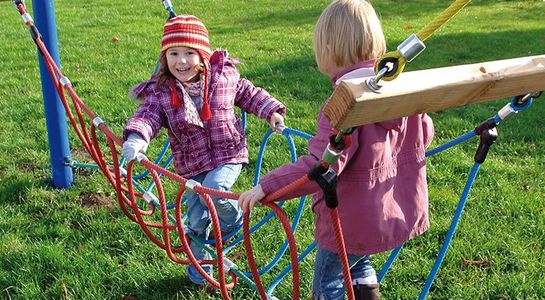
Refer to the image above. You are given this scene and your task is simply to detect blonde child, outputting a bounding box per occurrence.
[239,0,434,299]
[122,15,286,286]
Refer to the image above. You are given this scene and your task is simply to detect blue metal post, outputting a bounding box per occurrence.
[32,1,73,188]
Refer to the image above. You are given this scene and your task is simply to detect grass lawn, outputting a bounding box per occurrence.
[1,0,544,299]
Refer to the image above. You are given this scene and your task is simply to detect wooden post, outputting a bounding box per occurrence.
[324,54,545,130]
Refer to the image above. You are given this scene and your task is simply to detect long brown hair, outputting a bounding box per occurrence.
[155,54,172,86]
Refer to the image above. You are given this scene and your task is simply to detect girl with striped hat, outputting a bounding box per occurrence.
[122,14,286,286]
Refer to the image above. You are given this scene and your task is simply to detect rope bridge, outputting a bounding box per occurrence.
[13,1,544,299]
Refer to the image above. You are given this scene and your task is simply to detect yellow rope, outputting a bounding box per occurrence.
[416,0,471,42]
[375,0,471,81]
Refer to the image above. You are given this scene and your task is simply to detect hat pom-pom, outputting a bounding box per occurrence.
[200,102,211,121]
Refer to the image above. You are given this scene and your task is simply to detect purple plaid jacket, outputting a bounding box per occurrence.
[124,50,286,178]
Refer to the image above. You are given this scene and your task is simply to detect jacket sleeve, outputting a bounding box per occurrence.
[234,77,286,121]
[422,113,435,149]
[123,94,165,143]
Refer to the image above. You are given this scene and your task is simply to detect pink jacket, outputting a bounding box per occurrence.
[260,64,434,255]
[124,50,286,178]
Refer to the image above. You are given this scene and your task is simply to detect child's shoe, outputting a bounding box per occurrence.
[353,283,380,300]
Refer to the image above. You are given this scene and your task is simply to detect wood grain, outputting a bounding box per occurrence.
[324,55,545,130]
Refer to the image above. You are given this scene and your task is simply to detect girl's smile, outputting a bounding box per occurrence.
[166,46,202,83]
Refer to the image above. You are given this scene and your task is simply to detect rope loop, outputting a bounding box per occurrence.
[374,51,406,82]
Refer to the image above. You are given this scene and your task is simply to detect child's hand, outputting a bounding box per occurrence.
[122,133,148,161]
[238,184,266,213]
[269,112,285,132]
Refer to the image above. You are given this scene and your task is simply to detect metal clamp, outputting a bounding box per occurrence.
[397,34,426,62]
[185,179,201,191]
[59,76,71,87]
[92,117,104,127]
[162,0,173,8]
[143,191,159,204]
[222,257,237,273]
[322,145,342,165]
[497,103,517,121]
[118,166,128,177]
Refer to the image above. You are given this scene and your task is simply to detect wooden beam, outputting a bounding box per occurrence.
[324,54,545,130]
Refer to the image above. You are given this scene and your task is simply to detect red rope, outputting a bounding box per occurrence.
[330,208,355,300]
[242,201,300,300]
[14,5,354,299]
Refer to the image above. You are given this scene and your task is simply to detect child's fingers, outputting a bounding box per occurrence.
[239,195,249,213]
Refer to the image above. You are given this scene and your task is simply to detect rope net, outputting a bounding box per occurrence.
[14,3,308,299]
[14,1,542,299]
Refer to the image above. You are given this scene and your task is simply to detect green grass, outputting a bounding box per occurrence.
[1,0,545,299]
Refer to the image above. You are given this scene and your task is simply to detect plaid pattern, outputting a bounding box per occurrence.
[124,50,286,178]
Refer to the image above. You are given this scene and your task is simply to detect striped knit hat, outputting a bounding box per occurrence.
[161,15,212,121]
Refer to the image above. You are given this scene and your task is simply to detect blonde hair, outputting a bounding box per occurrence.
[313,0,386,70]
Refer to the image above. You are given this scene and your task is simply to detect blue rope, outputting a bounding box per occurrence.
[267,241,318,297]
[378,245,403,282]
[373,94,539,295]
[419,163,481,300]
[426,130,476,157]
[242,127,312,278]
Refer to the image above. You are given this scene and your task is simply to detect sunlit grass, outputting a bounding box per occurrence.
[1,0,544,299]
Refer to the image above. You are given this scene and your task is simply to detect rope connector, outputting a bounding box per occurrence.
[92,117,104,127]
[308,162,338,209]
[321,129,353,165]
[185,179,201,191]
[59,76,71,87]
[143,191,159,204]
[499,92,539,120]
[473,117,498,164]
[474,127,497,164]
[162,0,176,18]
[322,145,342,165]
[64,158,76,167]
[223,257,237,273]
[365,34,425,93]
[118,166,128,177]
[397,34,426,63]
[274,123,285,134]
[497,103,517,121]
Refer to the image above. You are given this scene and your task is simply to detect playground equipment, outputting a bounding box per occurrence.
[12,0,544,299]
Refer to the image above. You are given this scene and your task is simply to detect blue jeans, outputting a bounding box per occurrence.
[185,163,243,285]
[313,245,376,300]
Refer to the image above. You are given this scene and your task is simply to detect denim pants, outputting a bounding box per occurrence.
[185,163,243,285]
[313,245,376,300]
